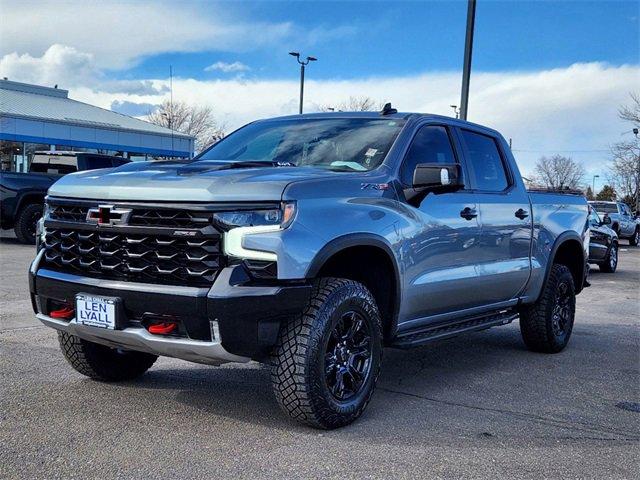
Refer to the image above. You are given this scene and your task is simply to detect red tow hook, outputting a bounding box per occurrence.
[148,322,178,335]
[50,306,75,320]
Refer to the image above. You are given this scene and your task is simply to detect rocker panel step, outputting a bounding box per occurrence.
[393,310,519,348]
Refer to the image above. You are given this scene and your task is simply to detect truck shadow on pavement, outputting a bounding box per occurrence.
[120,326,559,433]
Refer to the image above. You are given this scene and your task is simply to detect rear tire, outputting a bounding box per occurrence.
[629,228,639,247]
[270,278,383,429]
[14,203,42,244]
[58,332,157,381]
[599,242,618,273]
[519,264,576,353]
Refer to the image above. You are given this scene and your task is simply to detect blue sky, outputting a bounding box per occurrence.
[0,0,638,183]
[127,1,639,81]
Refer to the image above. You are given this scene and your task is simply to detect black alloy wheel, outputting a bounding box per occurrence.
[324,310,373,401]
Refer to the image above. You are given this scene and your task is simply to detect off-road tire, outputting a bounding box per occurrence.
[629,228,639,247]
[58,332,157,381]
[599,242,618,273]
[270,278,383,429]
[14,203,42,244]
[519,264,576,353]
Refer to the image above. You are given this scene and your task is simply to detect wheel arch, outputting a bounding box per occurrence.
[16,191,46,213]
[543,232,586,296]
[307,233,401,342]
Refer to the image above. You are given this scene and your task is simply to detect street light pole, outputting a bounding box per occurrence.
[459,0,477,121]
[592,174,599,195]
[289,52,317,114]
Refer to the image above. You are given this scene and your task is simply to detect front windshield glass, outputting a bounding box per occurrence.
[590,202,618,214]
[196,118,406,171]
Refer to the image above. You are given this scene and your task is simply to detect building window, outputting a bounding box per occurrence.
[0,141,25,171]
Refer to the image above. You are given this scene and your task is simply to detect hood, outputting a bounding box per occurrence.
[48,160,341,202]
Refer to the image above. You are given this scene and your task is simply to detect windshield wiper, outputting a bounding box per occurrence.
[215,160,296,171]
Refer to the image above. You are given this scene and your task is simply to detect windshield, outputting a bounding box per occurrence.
[588,208,601,226]
[196,118,406,171]
[590,202,618,214]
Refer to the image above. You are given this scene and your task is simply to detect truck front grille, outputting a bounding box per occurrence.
[49,204,211,230]
[42,228,223,287]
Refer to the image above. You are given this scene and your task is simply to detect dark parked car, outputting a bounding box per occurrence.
[587,207,618,272]
[0,151,130,243]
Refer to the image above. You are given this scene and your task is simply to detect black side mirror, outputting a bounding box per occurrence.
[413,163,463,192]
[602,215,612,225]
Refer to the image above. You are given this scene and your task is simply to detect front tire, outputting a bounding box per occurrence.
[519,264,576,353]
[629,228,639,247]
[14,203,42,244]
[270,278,383,429]
[58,332,157,381]
[599,242,618,273]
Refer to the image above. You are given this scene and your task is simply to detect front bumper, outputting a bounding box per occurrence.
[30,253,312,364]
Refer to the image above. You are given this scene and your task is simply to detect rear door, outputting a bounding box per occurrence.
[456,128,532,305]
[618,203,634,236]
[399,123,484,321]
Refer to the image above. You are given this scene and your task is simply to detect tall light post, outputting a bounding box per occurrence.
[592,174,599,195]
[289,52,317,114]
[459,0,477,120]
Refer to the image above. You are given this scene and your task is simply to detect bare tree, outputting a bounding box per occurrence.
[608,93,639,211]
[319,96,384,112]
[533,155,586,190]
[147,100,226,154]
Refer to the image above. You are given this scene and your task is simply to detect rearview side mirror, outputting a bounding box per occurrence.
[413,163,463,192]
[602,215,612,225]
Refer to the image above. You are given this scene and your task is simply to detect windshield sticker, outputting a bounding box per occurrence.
[365,148,378,157]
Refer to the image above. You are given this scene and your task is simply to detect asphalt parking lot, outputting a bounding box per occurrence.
[1,232,638,480]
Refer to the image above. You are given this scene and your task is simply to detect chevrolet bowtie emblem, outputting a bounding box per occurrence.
[86,205,132,226]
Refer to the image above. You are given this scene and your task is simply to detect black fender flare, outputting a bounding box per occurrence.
[306,233,402,338]
[540,231,586,297]
[16,191,46,215]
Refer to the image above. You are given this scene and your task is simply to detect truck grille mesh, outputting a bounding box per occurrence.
[49,205,212,230]
[42,228,223,286]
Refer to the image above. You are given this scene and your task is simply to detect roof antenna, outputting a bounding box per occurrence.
[380,102,397,115]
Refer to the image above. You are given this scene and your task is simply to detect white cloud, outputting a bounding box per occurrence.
[71,63,637,178]
[1,49,636,179]
[0,44,168,95]
[205,61,251,73]
[0,44,97,87]
[0,0,354,70]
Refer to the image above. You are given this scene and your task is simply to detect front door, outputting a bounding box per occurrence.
[457,128,532,305]
[398,124,484,325]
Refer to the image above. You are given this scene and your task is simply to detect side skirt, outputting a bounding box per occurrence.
[392,308,518,348]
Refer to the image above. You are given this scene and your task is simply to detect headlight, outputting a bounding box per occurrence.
[36,216,46,252]
[213,202,296,231]
[220,202,296,263]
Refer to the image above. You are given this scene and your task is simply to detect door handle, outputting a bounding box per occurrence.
[515,208,529,220]
[460,207,478,220]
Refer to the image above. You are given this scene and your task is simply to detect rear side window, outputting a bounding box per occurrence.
[84,156,114,169]
[460,130,509,192]
[400,125,456,185]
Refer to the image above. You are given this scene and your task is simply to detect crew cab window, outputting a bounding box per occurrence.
[620,204,631,217]
[400,126,456,185]
[460,130,509,192]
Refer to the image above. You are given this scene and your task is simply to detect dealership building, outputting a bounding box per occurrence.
[0,79,194,172]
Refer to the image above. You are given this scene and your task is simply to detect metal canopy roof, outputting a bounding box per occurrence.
[0,80,194,157]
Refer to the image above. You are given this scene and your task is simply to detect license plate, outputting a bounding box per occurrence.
[75,294,117,329]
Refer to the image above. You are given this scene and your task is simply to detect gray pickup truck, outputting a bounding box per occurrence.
[588,200,639,246]
[29,110,589,429]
